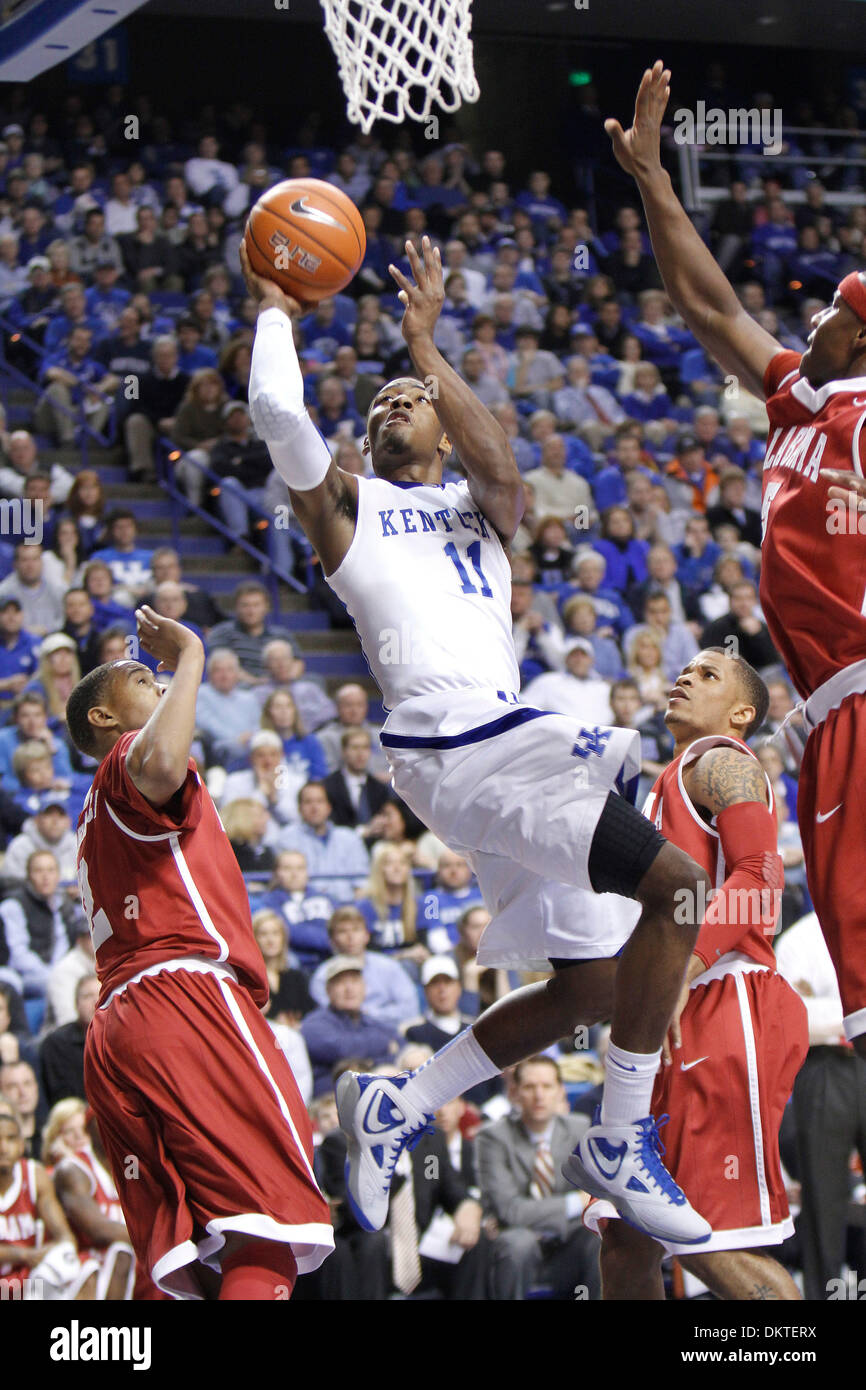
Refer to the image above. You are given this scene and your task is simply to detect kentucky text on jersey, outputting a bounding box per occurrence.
[762,425,827,481]
[377,505,491,539]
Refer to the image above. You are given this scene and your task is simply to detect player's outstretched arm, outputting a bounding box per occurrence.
[126,606,205,807]
[54,1164,129,1247]
[240,244,358,575]
[390,237,523,542]
[607,62,782,400]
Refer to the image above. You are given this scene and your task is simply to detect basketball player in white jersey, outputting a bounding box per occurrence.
[240,236,712,1246]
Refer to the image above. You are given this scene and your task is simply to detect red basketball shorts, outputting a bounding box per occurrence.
[797,692,866,1041]
[84,963,333,1299]
[649,964,808,1256]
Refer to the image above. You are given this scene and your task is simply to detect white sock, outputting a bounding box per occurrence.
[601,1042,662,1126]
[401,1028,500,1113]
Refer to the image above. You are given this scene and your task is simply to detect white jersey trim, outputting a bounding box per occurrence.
[100,955,239,1009]
[790,370,866,414]
[843,1004,866,1042]
[169,833,230,961]
[102,798,178,842]
[0,1161,23,1212]
[734,969,772,1228]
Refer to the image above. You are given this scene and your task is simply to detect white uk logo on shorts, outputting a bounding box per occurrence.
[49,1321,152,1371]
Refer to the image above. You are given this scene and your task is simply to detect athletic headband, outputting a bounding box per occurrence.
[837,272,866,322]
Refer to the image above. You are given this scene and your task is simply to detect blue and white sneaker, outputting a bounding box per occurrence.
[562,1107,712,1246]
[336,1071,434,1232]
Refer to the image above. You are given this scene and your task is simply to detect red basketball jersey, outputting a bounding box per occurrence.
[56,1144,125,1256]
[643,734,777,969]
[0,1159,39,1279]
[76,731,268,1008]
[760,349,866,698]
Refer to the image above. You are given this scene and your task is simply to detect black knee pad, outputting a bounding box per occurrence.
[587,791,667,898]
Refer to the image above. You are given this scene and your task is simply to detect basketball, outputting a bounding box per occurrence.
[244,178,366,304]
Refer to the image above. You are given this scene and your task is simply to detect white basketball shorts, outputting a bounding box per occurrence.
[381,690,644,971]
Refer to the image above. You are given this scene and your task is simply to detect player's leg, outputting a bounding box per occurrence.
[679,1248,801,1300]
[599,1219,665,1301]
[217,1232,299,1302]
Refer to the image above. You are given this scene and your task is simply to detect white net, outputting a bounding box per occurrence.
[319,0,480,133]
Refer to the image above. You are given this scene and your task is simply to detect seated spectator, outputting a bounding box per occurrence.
[220,798,275,878]
[169,367,227,508]
[754,741,800,823]
[663,433,720,514]
[91,303,151,386]
[33,325,114,446]
[24,633,80,723]
[624,626,668,712]
[560,595,624,682]
[176,316,219,374]
[640,589,699,680]
[706,466,763,547]
[276,781,370,901]
[521,638,613,723]
[255,637,336,733]
[256,850,334,970]
[61,471,105,564]
[756,677,807,774]
[218,335,251,403]
[301,957,399,1096]
[510,576,565,682]
[141,547,222,632]
[0,981,36,1070]
[118,205,178,291]
[40,974,98,1107]
[251,908,314,1027]
[52,1107,137,1300]
[506,326,564,411]
[121,336,189,482]
[0,596,39,719]
[528,517,574,589]
[674,514,722,603]
[593,426,659,514]
[355,845,426,964]
[43,919,94,1031]
[608,676,673,786]
[220,730,301,830]
[81,562,136,634]
[460,345,509,410]
[404,955,476,1049]
[552,355,624,444]
[309,905,419,1031]
[362,795,427,860]
[322,727,390,831]
[418,850,483,956]
[260,688,327,782]
[142,582,206,667]
[84,259,130,338]
[0,850,81,1010]
[524,436,594,525]
[0,430,74,506]
[316,682,387,778]
[476,1055,600,1300]
[627,542,691,626]
[558,549,633,639]
[630,288,693,374]
[0,1058,45,1158]
[697,555,748,625]
[40,1097,88,1168]
[594,507,649,596]
[68,208,122,280]
[208,581,291,681]
[52,513,89,589]
[6,782,78,878]
[194,647,262,766]
[89,509,153,603]
[618,361,677,439]
[701,579,781,670]
[0,691,74,789]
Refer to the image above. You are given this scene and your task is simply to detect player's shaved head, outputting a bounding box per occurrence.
[67,660,159,757]
[711,648,769,737]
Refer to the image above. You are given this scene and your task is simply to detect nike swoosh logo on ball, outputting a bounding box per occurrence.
[290,196,347,231]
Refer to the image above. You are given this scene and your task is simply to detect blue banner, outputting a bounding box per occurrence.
[67,24,128,84]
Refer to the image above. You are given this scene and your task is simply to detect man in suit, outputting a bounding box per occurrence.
[477,1054,600,1299]
[322,728,390,831]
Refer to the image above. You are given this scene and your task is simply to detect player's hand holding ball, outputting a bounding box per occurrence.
[135,604,204,674]
[389,236,445,346]
[239,241,308,319]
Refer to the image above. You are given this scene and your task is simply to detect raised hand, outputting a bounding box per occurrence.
[605,59,671,179]
[135,604,203,674]
[239,241,308,317]
[388,235,445,345]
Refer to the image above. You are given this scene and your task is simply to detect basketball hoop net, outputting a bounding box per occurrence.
[319,0,480,133]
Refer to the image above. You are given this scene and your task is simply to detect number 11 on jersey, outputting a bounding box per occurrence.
[444,540,493,597]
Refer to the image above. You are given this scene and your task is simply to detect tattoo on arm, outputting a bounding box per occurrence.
[750,1282,779,1300]
[687,747,768,818]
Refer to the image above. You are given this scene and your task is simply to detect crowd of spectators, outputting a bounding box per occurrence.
[0,82,862,1300]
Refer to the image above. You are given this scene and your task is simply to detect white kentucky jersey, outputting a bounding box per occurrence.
[328,475,520,715]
